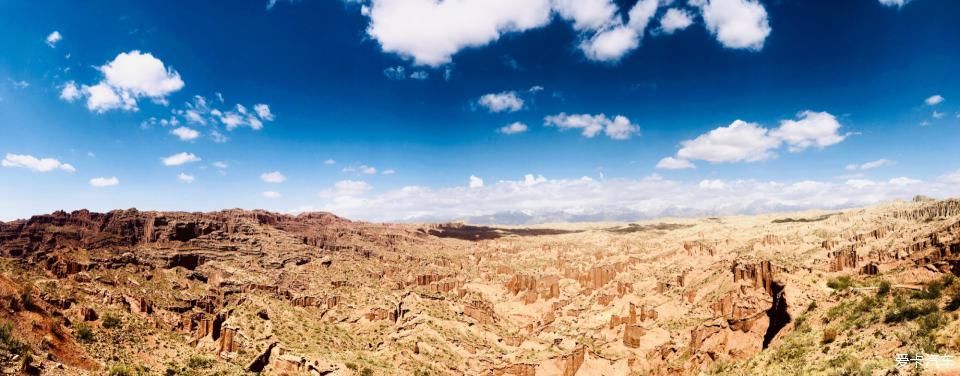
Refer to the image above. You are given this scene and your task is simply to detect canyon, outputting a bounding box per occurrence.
[1,198,960,374]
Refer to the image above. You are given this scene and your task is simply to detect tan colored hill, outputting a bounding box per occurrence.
[0,199,959,375]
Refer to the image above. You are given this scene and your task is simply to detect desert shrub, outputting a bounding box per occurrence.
[806,301,817,312]
[877,280,891,297]
[912,280,943,300]
[108,363,134,376]
[346,362,358,371]
[947,288,960,311]
[822,328,838,344]
[0,322,27,356]
[187,355,214,369]
[75,323,94,343]
[102,313,122,329]
[827,276,852,290]
[413,368,431,376]
[884,301,939,323]
[361,368,374,376]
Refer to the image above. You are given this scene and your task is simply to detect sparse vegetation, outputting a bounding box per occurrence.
[75,322,94,342]
[877,280,891,296]
[187,355,215,369]
[826,276,852,291]
[0,322,27,356]
[821,327,837,344]
[102,313,122,329]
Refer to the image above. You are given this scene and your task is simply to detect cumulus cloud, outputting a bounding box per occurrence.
[665,111,847,166]
[171,127,200,141]
[323,159,336,165]
[926,94,944,106]
[162,152,201,166]
[498,122,528,135]
[212,161,229,169]
[409,71,429,80]
[659,8,694,34]
[656,157,695,170]
[692,0,771,50]
[322,180,373,198]
[771,111,848,152]
[469,175,484,188]
[89,176,119,187]
[553,0,617,31]
[478,91,524,113]
[72,51,184,113]
[59,81,81,102]
[382,169,396,175]
[676,120,780,163]
[2,153,75,173]
[302,172,959,223]
[846,159,894,171]
[544,113,640,140]
[383,66,406,80]
[177,173,195,183]
[253,104,274,121]
[262,191,281,199]
[578,0,658,62]
[46,31,62,48]
[363,0,553,66]
[260,171,287,183]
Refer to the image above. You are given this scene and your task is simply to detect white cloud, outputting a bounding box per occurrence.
[89,176,119,187]
[771,111,848,152]
[254,104,274,121]
[578,0,658,62]
[210,130,229,143]
[59,81,81,102]
[306,172,958,223]
[409,71,429,80]
[382,169,396,175]
[323,159,336,165]
[933,111,945,119]
[260,171,287,183]
[384,66,406,80]
[553,0,617,31]
[177,173,195,183]
[656,157,695,170]
[498,122,528,135]
[847,159,894,171]
[469,175,484,188]
[322,180,373,198]
[666,111,846,166]
[676,120,780,163]
[659,8,694,34]
[344,164,378,175]
[363,0,553,66]
[888,177,921,186]
[925,94,944,106]
[162,152,201,166]
[699,179,727,189]
[11,80,29,89]
[544,113,640,140]
[2,153,75,173]
[940,170,960,184]
[212,161,229,169]
[262,191,282,199]
[478,91,524,112]
[171,127,200,141]
[878,0,911,8]
[69,51,184,113]
[693,0,771,50]
[46,31,62,48]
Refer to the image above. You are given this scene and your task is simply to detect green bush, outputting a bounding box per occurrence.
[946,288,960,311]
[884,301,939,323]
[108,364,133,376]
[877,280,891,297]
[187,355,215,369]
[821,328,838,344]
[827,276,852,290]
[102,314,122,329]
[361,368,374,376]
[911,281,943,300]
[0,322,27,356]
[75,323,94,343]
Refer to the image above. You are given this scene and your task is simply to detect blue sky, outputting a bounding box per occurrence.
[1,0,958,222]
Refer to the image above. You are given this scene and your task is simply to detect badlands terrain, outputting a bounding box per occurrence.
[0,198,960,375]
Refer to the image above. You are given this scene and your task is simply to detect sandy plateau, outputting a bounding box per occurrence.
[1,198,960,375]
